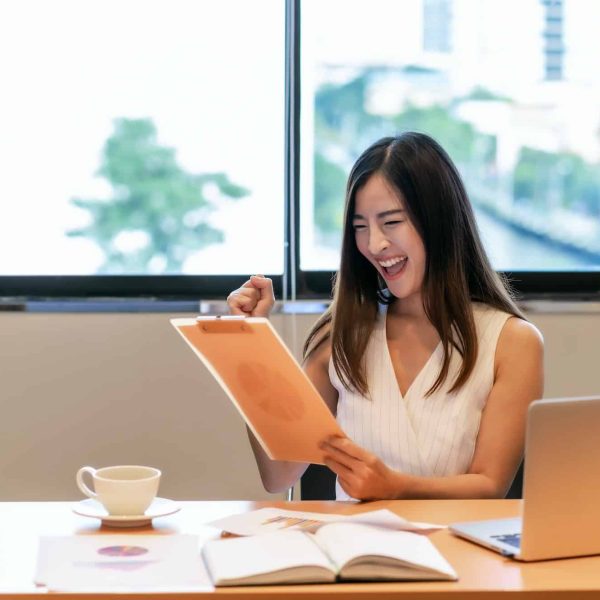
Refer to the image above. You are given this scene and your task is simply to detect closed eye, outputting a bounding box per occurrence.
[353,223,367,231]
[384,220,403,226]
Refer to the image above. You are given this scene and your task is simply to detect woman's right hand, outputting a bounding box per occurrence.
[227,275,275,317]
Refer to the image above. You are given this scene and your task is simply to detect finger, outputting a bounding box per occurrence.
[336,475,357,499]
[226,292,248,314]
[228,285,260,300]
[324,436,367,461]
[228,303,247,316]
[250,275,274,298]
[237,295,261,313]
[227,288,260,314]
[323,457,354,480]
[248,275,275,316]
[321,442,358,470]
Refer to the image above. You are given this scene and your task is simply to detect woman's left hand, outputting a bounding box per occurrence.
[319,436,407,500]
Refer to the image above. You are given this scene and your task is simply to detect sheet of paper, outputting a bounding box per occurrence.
[208,507,444,537]
[35,534,213,592]
[344,509,444,532]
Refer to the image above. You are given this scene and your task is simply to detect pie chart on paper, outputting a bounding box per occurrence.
[97,545,149,557]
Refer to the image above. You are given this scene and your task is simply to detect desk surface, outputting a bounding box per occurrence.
[1,498,599,599]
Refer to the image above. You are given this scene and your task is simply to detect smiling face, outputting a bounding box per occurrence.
[352,172,426,310]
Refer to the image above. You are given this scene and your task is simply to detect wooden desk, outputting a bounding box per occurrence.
[1,499,599,599]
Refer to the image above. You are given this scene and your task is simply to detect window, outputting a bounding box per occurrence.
[299,0,600,296]
[0,0,284,296]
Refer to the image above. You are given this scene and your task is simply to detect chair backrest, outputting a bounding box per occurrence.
[300,464,336,500]
[300,461,524,500]
[505,460,524,499]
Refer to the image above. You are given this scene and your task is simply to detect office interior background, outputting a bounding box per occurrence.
[0,0,598,500]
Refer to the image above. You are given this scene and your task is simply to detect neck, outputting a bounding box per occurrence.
[388,293,427,320]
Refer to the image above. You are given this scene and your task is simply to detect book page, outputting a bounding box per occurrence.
[202,530,336,586]
[314,522,457,581]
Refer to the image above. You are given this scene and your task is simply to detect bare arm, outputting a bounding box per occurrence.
[245,428,307,494]
[321,317,544,500]
[227,277,338,493]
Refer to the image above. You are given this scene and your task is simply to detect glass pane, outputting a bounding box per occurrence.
[0,0,284,275]
[300,0,600,272]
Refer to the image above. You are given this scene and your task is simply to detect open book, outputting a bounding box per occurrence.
[202,522,457,586]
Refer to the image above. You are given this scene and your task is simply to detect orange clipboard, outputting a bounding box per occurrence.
[171,316,343,464]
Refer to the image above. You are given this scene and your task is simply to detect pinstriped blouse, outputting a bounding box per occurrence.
[329,303,511,500]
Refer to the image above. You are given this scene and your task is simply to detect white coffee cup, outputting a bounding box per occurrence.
[76,465,161,516]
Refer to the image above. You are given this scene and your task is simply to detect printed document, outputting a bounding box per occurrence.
[35,534,212,592]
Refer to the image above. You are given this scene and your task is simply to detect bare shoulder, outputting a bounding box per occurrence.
[303,333,332,371]
[500,316,544,348]
[495,316,544,373]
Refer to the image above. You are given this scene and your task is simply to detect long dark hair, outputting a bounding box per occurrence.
[304,132,524,397]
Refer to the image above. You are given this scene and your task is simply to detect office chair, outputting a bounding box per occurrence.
[300,461,525,500]
[300,464,336,500]
[504,460,524,499]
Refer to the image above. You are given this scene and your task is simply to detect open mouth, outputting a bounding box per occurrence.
[379,256,408,278]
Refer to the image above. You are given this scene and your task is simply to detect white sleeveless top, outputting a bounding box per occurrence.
[329,303,511,500]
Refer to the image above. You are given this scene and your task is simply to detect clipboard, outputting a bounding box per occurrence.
[171,316,343,464]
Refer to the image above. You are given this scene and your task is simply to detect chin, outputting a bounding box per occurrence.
[386,283,419,302]
[385,285,407,299]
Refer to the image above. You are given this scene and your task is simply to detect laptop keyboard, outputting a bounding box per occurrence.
[491,533,521,549]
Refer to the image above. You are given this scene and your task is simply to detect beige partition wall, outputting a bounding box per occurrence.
[0,304,598,501]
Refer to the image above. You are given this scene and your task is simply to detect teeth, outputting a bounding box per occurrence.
[378,256,407,268]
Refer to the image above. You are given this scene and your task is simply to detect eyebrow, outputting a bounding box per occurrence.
[352,209,405,220]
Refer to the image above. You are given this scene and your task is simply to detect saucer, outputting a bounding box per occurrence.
[73,497,181,528]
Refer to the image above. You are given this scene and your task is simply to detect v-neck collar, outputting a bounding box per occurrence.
[381,309,442,400]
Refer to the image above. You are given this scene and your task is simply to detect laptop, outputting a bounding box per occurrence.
[450,396,600,561]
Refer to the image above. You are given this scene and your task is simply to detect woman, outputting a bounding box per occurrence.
[228,132,544,501]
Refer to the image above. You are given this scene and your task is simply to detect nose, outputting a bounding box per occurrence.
[367,225,390,255]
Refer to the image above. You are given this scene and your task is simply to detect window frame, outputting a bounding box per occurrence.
[294,270,600,301]
[0,275,284,300]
